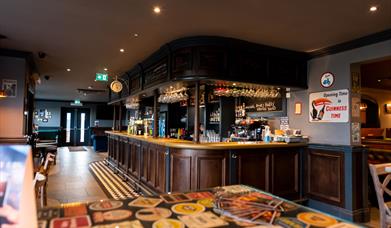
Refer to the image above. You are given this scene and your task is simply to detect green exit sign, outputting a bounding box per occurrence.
[95,73,108,81]
[74,99,81,104]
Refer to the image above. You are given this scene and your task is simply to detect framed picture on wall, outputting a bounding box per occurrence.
[2,79,17,97]
[385,104,391,114]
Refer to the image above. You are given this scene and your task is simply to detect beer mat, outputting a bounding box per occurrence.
[93,210,132,223]
[197,198,214,208]
[160,193,191,203]
[178,211,228,228]
[38,220,47,228]
[135,207,172,221]
[217,185,252,194]
[37,208,61,220]
[92,220,144,228]
[62,202,88,217]
[50,215,91,228]
[275,217,307,227]
[171,202,205,215]
[152,218,185,228]
[128,196,163,208]
[89,200,123,211]
[186,191,214,200]
[327,222,361,228]
[297,212,338,227]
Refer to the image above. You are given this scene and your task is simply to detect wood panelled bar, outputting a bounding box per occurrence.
[105,36,368,222]
[106,132,306,199]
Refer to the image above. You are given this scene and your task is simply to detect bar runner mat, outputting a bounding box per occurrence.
[67,146,87,152]
[89,160,140,199]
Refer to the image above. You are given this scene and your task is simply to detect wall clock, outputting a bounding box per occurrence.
[110,80,123,93]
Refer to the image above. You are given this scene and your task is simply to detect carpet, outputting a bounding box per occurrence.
[89,160,140,199]
[67,146,87,152]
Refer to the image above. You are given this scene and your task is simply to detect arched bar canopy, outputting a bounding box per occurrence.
[109,36,308,103]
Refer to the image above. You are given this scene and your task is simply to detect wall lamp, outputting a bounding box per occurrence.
[0,89,7,98]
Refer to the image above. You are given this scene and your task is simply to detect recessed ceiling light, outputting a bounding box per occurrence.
[378,79,382,82]
[133,33,139,38]
[66,68,71,72]
[153,6,161,14]
[104,68,108,71]
[369,6,378,12]
[233,83,236,86]
[88,86,93,89]
[120,48,125,53]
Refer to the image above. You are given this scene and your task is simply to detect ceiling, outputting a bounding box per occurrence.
[361,58,391,90]
[0,0,390,102]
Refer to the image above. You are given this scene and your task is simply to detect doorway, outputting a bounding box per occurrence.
[60,107,91,146]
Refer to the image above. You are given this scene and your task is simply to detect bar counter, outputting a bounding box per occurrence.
[106,131,307,150]
[106,131,307,201]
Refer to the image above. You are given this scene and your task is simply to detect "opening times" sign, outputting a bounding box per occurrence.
[309,89,349,123]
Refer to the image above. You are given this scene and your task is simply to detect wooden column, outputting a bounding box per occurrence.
[118,103,123,131]
[194,81,200,143]
[112,105,117,131]
[153,91,159,138]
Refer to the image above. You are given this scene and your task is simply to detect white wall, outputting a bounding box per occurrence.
[0,56,26,138]
[288,40,391,145]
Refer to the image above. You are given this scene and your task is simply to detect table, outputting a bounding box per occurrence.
[37,185,360,228]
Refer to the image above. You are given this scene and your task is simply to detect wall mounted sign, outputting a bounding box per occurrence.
[2,79,17,97]
[309,89,349,123]
[244,97,283,113]
[320,72,334,88]
[95,73,108,82]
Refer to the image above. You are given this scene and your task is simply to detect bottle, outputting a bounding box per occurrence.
[264,126,271,143]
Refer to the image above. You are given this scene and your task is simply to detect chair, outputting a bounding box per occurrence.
[369,163,391,228]
[33,153,55,208]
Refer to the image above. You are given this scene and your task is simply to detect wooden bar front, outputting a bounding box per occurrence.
[106,131,306,201]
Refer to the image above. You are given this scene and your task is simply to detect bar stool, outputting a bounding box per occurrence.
[369,163,391,228]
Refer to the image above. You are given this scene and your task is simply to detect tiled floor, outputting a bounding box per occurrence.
[46,146,108,206]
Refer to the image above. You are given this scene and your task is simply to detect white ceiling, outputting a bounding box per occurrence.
[0,0,390,102]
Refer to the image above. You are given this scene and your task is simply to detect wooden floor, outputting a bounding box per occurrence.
[46,146,108,206]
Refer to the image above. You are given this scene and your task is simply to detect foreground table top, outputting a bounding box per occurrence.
[38,185,359,228]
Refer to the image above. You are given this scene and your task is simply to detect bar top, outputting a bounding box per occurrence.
[106,131,307,150]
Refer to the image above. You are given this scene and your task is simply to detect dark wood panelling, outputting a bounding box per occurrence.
[195,154,227,189]
[143,59,168,88]
[147,145,157,187]
[111,36,309,102]
[271,149,300,200]
[155,147,167,193]
[141,143,149,182]
[195,47,227,76]
[305,149,344,206]
[236,150,270,191]
[172,48,193,78]
[170,152,192,192]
